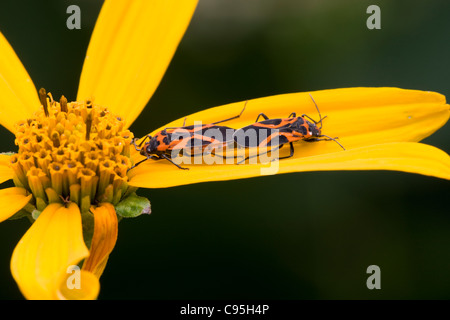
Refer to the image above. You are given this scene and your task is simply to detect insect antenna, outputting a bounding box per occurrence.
[132,135,152,151]
[308,93,327,129]
[319,134,346,150]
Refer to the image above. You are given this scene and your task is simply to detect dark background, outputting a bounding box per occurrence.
[0,0,449,299]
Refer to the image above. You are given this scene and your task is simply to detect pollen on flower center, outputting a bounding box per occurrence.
[10,89,135,213]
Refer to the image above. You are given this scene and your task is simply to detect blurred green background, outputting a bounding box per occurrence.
[0,0,449,299]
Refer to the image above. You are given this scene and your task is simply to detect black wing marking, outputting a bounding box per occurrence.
[233,126,294,147]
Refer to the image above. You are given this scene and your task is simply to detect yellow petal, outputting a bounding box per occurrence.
[0,32,39,133]
[77,0,198,127]
[11,203,93,300]
[0,187,31,222]
[128,88,450,187]
[275,142,450,179]
[57,269,100,300]
[129,142,450,188]
[0,153,14,184]
[142,87,449,149]
[82,203,118,279]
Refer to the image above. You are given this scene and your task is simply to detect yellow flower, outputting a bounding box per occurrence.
[1,0,198,300]
[0,0,449,300]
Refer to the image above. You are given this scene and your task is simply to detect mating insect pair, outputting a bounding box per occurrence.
[132,94,345,170]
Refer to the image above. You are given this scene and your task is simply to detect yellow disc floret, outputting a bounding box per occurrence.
[10,89,135,213]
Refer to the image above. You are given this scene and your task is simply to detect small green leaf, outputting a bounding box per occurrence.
[0,152,16,156]
[115,193,151,218]
[31,209,41,220]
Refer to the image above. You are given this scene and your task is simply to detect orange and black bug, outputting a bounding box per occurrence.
[232,94,345,163]
[132,103,247,170]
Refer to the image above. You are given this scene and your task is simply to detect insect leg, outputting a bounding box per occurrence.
[161,154,189,170]
[300,113,327,125]
[130,158,147,169]
[210,100,248,125]
[171,101,247,128]
[129,154,160,170]
[236,145,284,164]
[255,113,270,122]
[277,142,295,160]
[204,141,239,164]
[163,118,187,129]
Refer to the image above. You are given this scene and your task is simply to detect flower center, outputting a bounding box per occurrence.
[9,89,136,214]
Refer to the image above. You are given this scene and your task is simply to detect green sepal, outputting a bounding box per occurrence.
[70,184,81,206]
[8,202,35,221]
[81,210,95,250]
[8,209,31,221]
[81,195,91,213]
[115,193,151,218]
[36,197,47,212]
[45,188,63,204]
